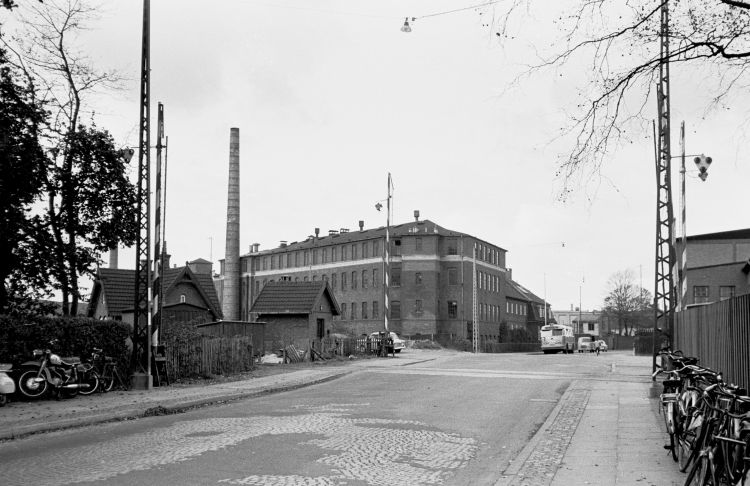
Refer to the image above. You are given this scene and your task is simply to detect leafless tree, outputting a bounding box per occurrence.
[492,0,750,198]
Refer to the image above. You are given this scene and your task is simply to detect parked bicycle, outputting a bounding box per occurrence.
[90,348,128,392]
[653,348,750,486]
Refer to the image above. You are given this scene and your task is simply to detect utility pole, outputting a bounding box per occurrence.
[382,173,392,334]
[653,0,675,373]
[153,102,165,347]
[131,0,152,390]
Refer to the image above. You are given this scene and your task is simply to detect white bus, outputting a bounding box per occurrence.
[540,324,575,354]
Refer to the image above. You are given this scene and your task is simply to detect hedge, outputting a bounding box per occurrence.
[0,314,131,373]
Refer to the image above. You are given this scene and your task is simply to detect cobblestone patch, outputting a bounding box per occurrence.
[0,404,477,486]
[503,388,590,486]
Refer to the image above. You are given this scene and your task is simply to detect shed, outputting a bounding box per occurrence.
[249,281,340,354]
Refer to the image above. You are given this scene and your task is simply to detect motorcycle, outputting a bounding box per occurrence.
[0,363,15,406]
[17,344,94,399]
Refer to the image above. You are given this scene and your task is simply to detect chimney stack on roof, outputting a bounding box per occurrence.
[315,228,320,238]
[109,245,119,269]
[414,210,420,221]
[222,127,241,321]
[359,220,364,231]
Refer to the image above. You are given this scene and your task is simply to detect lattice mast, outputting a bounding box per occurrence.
[131,0,152,387]
[653,0,675,363]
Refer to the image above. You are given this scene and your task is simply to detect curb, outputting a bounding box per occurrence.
[494,380,579,486]
[0,370,352,442]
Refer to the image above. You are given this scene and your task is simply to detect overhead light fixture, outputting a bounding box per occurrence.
[400,17,412,33]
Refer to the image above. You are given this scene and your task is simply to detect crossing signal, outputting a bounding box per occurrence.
[693,154,712,181]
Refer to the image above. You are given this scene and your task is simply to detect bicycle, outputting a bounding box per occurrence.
[91,348,129,392]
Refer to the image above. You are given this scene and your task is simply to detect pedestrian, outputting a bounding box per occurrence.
[595,340,601,356]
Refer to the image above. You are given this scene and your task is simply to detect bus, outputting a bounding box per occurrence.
[539,324,575,354]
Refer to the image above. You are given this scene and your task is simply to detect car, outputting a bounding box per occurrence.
[595,340,608,352]
[577,336,593,353]
[368,331,405,353]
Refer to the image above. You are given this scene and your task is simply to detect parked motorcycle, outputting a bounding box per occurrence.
[17,344,94,399]
[0,363,15,406]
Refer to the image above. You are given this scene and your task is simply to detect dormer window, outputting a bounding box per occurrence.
[180,294,186,303]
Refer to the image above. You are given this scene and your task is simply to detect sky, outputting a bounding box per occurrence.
[6,0,749,311]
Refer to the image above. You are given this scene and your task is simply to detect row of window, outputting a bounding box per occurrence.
[327,298,533,322]
[693,285,735,303]
[338,301,381,320]
[507,301,527,315]
[250,240,383,272]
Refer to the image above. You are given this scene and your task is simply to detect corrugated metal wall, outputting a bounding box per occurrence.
[675,294,750,391]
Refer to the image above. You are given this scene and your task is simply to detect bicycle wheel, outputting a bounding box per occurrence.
[685,453,711,486]
[100,367,115,392]
[78,368,99,396]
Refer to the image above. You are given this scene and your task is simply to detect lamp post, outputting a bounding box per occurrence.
[375,173,393,356]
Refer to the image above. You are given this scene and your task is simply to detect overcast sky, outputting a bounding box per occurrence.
[8,0,749,311]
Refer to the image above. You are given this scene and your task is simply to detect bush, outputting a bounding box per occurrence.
[0,314,130,371]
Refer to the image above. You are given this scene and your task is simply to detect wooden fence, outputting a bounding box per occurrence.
[675,293,750,392]
[166,336,254,380]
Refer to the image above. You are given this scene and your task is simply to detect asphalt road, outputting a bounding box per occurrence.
[0,351,615,486]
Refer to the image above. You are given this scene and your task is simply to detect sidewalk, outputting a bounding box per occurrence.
[497,353,685,486]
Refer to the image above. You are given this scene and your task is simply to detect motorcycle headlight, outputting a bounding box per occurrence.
[49,354,62,365]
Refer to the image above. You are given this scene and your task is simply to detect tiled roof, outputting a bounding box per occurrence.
[250,281,340,315]
[189,258,212,264]
[91,266,222,318]
[504,276,545,305]
[96,268,137,314]
[240,219,507,257]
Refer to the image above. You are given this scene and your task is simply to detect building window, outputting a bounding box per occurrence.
[448,301,458,318]
[448,268,458,285]
[352,244,358,260]
[693,286,709,304]
[361,302,368,319]
[304,251,309,266]
[351,271,358,289]
[393,239,402,256]
[341,272,347,290]
[341,303,347,318]
[415,299,423,315]
[373,268,379,286]
[372,301,379,318]
[322,274,328,282]
[322,250,328,264]
[180,294,186,303]
[312,275,317,281]
[313,250,318,265]
[415,237,422,252]
[331,273,337,289]
[415,272,423,286]
[331,247,337,262]
[447,239,457,255]
[373,241,379,257]
[391,265,401,286]
[303,276,309,282]
[262,257,268,271]
[254,281,259,295]
[719,286,735,300]
[391,300,401,319]
[294,252,299,267]
[588,323,595,332]
[341,245,347,261]
[351,302,357,319]
[362,242,367,258]
[362,270,368,289]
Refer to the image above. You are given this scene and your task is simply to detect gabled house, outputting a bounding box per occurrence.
[504,277,553,337]
[250,280,340,353]
[88,260,222,326]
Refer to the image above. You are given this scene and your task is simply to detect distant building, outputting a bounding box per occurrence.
[678,228,750,307]
[552,308,602,336]
[216,217,550,343]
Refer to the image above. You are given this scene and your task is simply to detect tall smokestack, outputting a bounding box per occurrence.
[109,245,119,269]
[222,128,240,320]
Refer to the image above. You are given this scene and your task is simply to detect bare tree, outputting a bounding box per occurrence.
[493,0,750,197]
[3,0,136,316]
[602,269,653,335]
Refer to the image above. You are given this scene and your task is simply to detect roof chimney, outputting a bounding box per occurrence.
[109,245,119,269]
[414,210,420,221]
[222,127,241,321]
[315,228,320,238]
[359,220,364,231]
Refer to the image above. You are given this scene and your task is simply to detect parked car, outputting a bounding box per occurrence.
[368,331,405,353]
[577,336,593,353]
[595,340,608,352]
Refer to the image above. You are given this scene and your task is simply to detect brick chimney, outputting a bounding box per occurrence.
[222,128,240,321]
